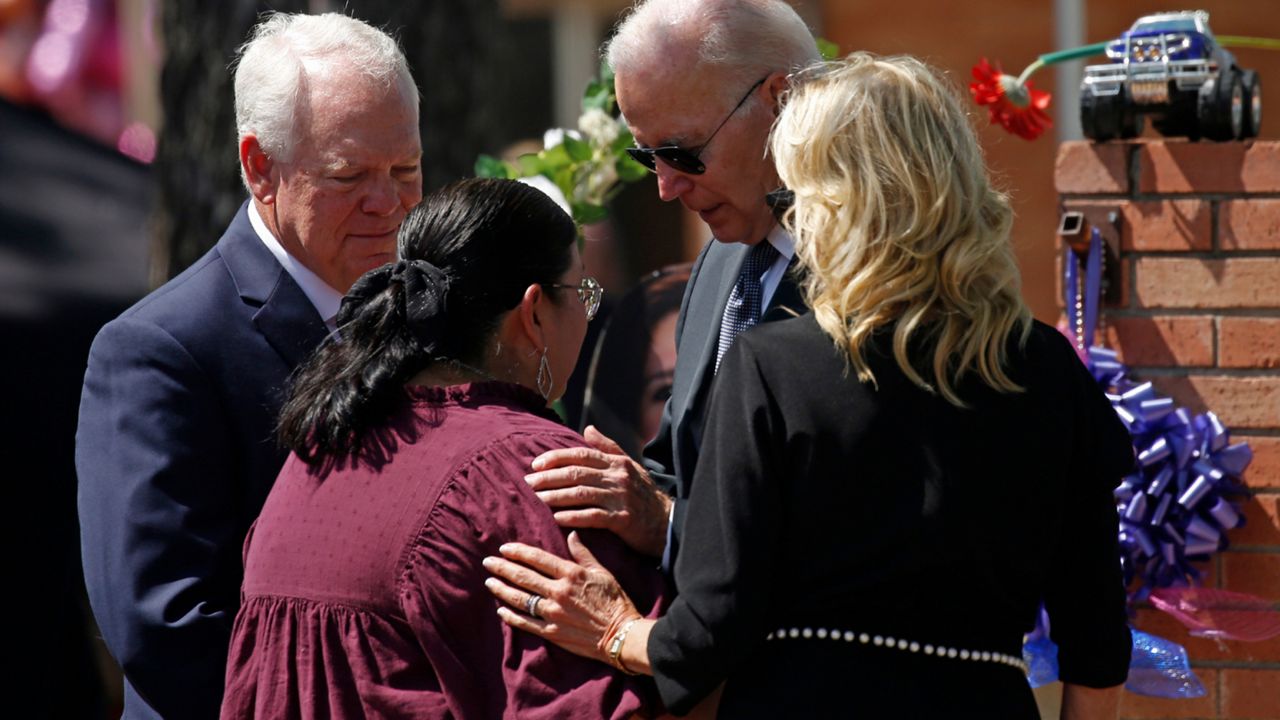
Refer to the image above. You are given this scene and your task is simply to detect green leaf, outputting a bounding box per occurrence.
[551,166,576,198]
[816,37,840,61]
[473,60,653,218]
[582,81,611,111]
[572,201,609,225]
[611,125,635,154]
[540,143,572,169]
[562,135,593,163]
[616,154,649,182]
[592,61,619,114]
[516,153,546,177]
[474,154,515,179]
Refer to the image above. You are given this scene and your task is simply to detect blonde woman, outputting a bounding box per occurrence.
[484,54,1133,719]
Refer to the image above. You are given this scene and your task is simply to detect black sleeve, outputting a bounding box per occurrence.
[1045,338,1135,687]
[646,336,784,714]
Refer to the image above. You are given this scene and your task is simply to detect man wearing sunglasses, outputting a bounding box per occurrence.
[525,0,819,572]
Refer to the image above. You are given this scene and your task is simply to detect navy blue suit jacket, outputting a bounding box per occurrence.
[76,202,329,719]
[642,237,805,572]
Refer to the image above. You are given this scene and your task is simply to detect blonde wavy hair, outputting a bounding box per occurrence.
[770,53,1031,406]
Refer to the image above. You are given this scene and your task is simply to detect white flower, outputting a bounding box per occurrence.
[578,160,619,206]
[578,108,620,147]
[542,127,582,149]
[518,175,572,216]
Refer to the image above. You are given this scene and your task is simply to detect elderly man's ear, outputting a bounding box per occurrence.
[240,135,278,204]
[767,72,789,117]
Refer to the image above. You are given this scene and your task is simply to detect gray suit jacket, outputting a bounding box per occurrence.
[642,236,805,572]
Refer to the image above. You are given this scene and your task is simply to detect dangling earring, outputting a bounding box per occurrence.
[535,346,553,400]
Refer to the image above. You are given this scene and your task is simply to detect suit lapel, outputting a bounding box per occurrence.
[253,281,331,370]
[680,241,750,419]
[218,201,330,370]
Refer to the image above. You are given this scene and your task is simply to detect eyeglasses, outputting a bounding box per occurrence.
[625,75,768,176]
[545,276,603,321]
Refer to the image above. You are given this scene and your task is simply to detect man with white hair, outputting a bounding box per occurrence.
[76,13,422,719]
[527,0,819,572]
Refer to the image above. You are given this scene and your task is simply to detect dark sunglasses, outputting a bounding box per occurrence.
[625,75,768,176]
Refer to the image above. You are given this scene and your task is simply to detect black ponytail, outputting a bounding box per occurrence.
[278,178,577,464]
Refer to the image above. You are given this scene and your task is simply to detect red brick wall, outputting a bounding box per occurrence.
[820,0,1280,326]
[822,0,1062,321]
[1057,139,1280,720]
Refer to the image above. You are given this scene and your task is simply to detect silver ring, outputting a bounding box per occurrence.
[525,594,543,619]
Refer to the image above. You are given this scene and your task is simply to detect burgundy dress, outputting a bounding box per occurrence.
[222,383,665,719]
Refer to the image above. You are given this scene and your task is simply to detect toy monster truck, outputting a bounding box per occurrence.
[1080,11,1261,141]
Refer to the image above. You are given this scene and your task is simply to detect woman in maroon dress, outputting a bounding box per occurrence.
[221,178,667,719]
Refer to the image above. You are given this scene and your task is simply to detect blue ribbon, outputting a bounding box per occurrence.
[1090,349,1252,599]
[1022,606,1060,689]
[1062,229,1252,599]
[1022,621,1206,699]
[1064,227,1103,351]
[1034,229,1256,698]
[1126,630,1206,698]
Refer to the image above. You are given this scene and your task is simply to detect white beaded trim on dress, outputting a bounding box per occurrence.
[764,626,1030,675]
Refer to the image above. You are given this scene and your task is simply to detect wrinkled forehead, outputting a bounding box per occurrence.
[289,69,422,166]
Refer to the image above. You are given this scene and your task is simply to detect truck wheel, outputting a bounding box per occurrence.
[1082,91,1121,141]
[1199,67,1243,141]
[1241,70,1262,139]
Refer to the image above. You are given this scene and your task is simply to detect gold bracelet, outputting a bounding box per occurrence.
[606,618,641,675]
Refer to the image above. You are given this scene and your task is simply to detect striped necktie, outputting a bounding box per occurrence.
[715,240,780,372]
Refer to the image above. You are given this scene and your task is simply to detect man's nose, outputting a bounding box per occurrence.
[655,163,694,202]
[362,174,401,216]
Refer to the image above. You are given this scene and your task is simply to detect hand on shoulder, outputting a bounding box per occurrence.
[526,426,673,558]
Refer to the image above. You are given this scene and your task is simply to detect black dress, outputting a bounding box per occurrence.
[646,314,1133,718]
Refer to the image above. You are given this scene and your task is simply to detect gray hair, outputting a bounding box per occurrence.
[233,13,417,168]
[605,0,819,103]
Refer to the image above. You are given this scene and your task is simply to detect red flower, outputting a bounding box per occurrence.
[969,58,1053,141]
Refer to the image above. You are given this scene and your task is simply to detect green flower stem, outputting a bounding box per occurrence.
[1015,41,1111,85]
[1014,36,1280,86]
[1039,41,1112,66]
[1014,58,1046,86]
[1218,36,1280,51]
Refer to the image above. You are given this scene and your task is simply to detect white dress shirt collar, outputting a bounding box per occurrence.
[759,223,795,311]
[764,222,795,261]
[248,202,344,330]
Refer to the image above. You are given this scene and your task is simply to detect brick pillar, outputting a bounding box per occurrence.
[1056,140,1280,720]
